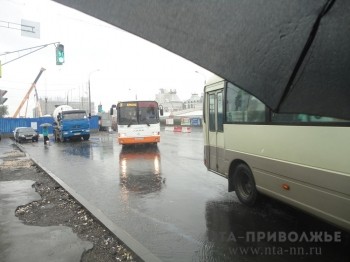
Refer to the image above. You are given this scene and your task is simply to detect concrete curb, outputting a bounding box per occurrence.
[15,142,162,262]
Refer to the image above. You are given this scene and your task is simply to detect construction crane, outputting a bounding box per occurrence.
[13,67,45,118]
[34,85,43,117]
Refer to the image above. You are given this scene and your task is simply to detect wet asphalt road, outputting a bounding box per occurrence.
[19,130,349,262]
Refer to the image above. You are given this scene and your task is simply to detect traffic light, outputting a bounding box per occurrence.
[98,104,103,113]
[56,44,65,65]
[0,90,7,104]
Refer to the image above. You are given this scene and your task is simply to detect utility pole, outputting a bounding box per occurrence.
[88,69,99,116]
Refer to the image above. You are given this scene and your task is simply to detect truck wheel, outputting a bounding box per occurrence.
[83,135,90,141]
[233,164,258,206]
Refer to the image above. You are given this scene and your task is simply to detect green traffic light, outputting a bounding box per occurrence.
[58,54,64,63]
[56,44,65,65]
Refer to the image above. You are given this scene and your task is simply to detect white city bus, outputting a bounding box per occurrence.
[111,101,163,146]
[203,75,350,231]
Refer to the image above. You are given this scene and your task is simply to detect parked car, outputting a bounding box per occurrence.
[13,127,39,143]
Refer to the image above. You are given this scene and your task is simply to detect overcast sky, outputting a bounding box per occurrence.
[0,0,212,117]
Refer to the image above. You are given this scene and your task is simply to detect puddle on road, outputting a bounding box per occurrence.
[0,146,140,262]
[0,180,93,262]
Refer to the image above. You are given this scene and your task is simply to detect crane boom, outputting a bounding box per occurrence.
[12,67,45,118]
[34,86,43,117]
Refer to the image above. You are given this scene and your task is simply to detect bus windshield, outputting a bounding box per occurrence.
[118,101,160,125]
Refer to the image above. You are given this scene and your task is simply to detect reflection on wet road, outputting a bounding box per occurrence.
[201,197,349,262]
[62,141,93,159]
[21,131,349,262]
[119,146,163,195]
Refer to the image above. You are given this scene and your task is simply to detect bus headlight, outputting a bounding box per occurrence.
[152,132,160,136]
[119,133,126,137]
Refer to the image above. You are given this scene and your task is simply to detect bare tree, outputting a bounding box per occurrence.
[0,105,9,118]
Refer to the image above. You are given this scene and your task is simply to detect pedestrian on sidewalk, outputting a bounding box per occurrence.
[42,126,49,145]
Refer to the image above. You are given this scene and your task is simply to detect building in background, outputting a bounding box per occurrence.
[155,89,203,117]
[29,88,201,118]
[155,89,183,115]
[183,93,203,110]
[33,97,95,117]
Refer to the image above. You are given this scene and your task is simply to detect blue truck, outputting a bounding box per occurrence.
[53,105,90,142]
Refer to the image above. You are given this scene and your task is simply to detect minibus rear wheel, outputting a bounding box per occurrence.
[233,163,258,206]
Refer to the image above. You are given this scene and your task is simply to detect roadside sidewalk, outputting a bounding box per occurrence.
[0,138,93,262]
[0,138,140,262]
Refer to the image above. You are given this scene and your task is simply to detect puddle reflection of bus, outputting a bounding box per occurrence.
[119,146,163,194]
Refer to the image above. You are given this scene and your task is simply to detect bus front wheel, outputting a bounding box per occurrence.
[233,164,258,206]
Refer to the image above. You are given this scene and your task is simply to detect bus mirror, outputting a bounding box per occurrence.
[159,105,164,116]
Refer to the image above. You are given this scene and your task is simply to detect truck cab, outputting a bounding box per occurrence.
[54,109,90,142]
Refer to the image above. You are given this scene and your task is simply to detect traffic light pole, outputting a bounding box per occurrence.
[0,42,61,66]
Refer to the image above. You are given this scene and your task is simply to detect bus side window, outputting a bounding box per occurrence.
[209,94,216,131]
[297,114,309,122]
[247,96,266,122]
[226,83,265,123]
[226,84,244,123]
[217,92,223,131]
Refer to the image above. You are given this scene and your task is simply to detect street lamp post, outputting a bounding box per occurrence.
[128,88,137,100]
[195,70,206,87]
[88,69,100,116]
